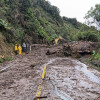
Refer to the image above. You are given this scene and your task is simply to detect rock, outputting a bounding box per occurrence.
[30,63,37,68]
[46,50,56,55]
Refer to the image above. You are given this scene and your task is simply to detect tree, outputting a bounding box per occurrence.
[37,0,63,24]
[85,4,100,27]
[63,17,79,28]
[19,0,31,13]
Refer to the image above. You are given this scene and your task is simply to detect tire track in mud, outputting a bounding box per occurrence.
[43,58,74,100]
[44,58,100,100]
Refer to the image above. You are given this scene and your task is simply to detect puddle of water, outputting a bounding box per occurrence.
[75,61,100,84]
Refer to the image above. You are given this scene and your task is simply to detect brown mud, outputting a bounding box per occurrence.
[0,44,100,100]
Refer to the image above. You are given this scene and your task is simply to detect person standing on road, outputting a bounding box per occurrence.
[14,44,18,55]
[29,44,32,53]
[18,44,22,55]
[22,42,27,54]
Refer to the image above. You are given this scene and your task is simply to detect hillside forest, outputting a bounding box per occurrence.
[0,0,100,64]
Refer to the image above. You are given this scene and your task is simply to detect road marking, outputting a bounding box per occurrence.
[36,84,42,100]
[42,65,47,79]
[35,65,47,100]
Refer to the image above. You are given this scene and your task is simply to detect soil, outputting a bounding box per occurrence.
[0,44,100,100]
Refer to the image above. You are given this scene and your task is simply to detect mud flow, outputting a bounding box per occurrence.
[0,44,100,100]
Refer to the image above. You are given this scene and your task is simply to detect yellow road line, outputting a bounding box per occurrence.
[36,84,42,100]
[35,65,47,100]
[42,65,47,79]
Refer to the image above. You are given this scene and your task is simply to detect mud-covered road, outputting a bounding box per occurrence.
[0,44,100,100]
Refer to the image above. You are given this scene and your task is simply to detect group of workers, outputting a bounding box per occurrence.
[14,43,27,55]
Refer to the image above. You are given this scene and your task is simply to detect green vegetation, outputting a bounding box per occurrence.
[0,0,100,63]
[75,31,100,42]
[5,56,13,61]
[0,33,14,63]
[0,58,5,63]
[0,56,13,63]
[92,50,100,61]
[85,4,100,65]
[0,0,99,44]
[0,19,9,29]
[85,4,100,27]
[0,0,62,43]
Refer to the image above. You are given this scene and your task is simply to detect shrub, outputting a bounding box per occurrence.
[0,19,10,30]
[6,57,13,61]
[0,58,4,63]
[92,50,100,61]
[76,31,100,42]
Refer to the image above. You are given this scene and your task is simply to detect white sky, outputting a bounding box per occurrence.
[47,0,100,23]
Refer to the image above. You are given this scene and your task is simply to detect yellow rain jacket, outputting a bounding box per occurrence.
[14,44,18,51]
[18,45,22,55]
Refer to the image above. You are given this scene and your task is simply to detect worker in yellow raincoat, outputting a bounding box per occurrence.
[14,44,18,55]
[18,44,22,55]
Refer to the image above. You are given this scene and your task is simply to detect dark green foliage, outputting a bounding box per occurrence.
[37,0,63,25]
[0,0,4,7]
[0,57,13,63]
[19,0,31,13]
[75,31,100,42]
[92,50,100,61]
[0,0,99,44]
[63,17,79,28]
[6,56,13,61]
[0,19,9,30]
[0,58,5,63]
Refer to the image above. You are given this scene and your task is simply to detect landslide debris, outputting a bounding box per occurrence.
[46,41,99,57]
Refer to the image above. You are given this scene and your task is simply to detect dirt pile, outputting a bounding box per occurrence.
[46,41,99,57]
[46,45,64,56]
[70,41,98,54]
